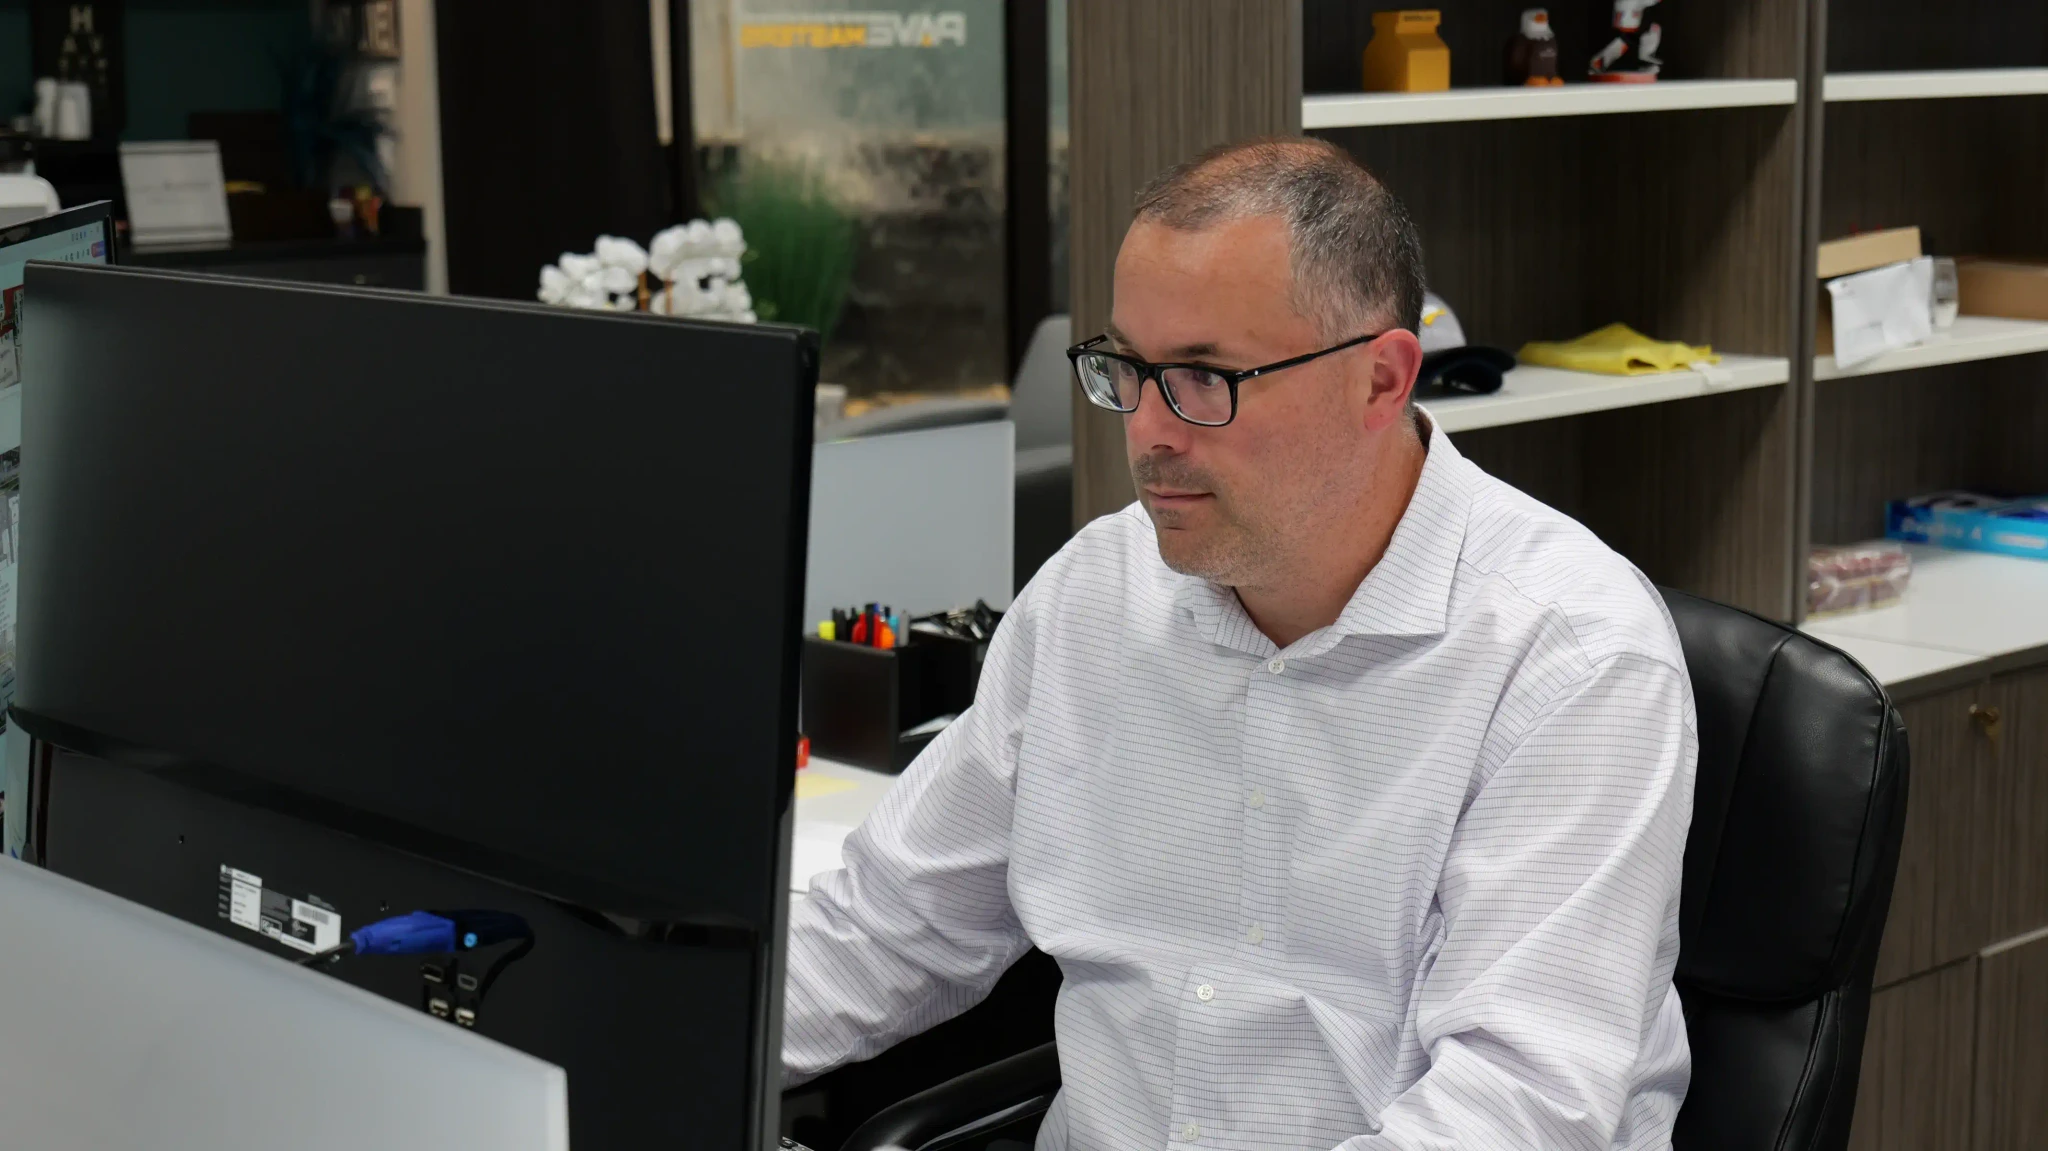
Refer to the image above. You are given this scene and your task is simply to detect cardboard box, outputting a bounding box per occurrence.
[1817,226,1922,279]
[1362,10,1450,92]
[1958,257,2048,321]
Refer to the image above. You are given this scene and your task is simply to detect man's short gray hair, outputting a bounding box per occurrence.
[1132,137,1425,340]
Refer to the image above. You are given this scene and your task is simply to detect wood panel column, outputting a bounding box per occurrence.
[1067,0,1303,526]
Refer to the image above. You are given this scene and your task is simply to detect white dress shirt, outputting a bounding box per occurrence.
[784,422,1697,1151]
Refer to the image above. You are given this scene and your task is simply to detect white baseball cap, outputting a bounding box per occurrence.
[1417,292,1514,395]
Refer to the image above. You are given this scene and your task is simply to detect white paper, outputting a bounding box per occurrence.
[1828,256,1934,369]
[119,141,233,249]
[790,820,858,893]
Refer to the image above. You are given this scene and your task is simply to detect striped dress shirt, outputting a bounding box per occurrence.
[784,421,1697,1151]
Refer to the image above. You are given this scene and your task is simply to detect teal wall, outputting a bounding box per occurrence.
[0,0,312,140]
[0,5,28,121]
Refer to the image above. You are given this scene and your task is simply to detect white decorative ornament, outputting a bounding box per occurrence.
[557,252,600,280]
[538,219,755,324]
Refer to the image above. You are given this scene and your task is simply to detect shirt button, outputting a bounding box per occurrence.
[1182,1121,1201,1141]
[1247,923,1264,945]
[1247,788,1266,809]
[1195,983,1215,1002]
[1267,657,1285,674]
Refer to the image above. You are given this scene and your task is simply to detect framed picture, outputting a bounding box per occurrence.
[120,141,233,250]
[322,0,401,60]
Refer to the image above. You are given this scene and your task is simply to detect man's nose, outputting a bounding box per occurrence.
[1124,374,1192,455]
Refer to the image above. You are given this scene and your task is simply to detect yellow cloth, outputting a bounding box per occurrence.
[1517,323,1719,376]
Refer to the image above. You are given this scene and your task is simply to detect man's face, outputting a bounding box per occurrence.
[1111,214,1382,588]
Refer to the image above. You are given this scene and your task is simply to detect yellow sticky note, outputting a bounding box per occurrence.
[796,774,858,800]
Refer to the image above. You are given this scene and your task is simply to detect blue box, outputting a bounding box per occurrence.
[1886,491,2048,560]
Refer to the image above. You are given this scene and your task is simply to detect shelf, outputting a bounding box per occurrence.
[1814,315,2048,381]
[1803,546,2048,679]
[0,386,16,455]
[1301,79,1797,129]
[1424,355,1788,434]
[1824,68,2048,103]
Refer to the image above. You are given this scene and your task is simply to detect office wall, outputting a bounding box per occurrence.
[806,421,1015,630]
[0,0,313,141]
[434,1,668,300]
[390,0,446,293]
[0,7,25,120]
[1066,0,1302,525]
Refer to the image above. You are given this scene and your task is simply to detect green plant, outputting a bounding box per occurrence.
[707,161,858,344]
[278,40,390,193]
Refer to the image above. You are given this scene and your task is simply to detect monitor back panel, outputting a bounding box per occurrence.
[40,747,745,1150]
[17,265,815,925]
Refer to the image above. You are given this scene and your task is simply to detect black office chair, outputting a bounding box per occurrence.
[840,589,1910,1151]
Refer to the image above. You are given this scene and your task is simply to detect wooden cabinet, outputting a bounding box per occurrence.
[1849,960,1978,1151]
[1877,667,2048,986]
[1974,933,2048,1151]
[1877,683,2001,984]
[1988,668,2048,941]
[1860,667,2048,1149]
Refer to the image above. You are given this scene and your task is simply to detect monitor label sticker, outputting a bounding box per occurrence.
[216,864,342,954]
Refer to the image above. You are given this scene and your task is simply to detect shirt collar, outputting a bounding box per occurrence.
[1170,411,1473,655]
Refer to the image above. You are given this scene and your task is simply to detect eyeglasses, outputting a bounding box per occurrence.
[1067,330,1386,428]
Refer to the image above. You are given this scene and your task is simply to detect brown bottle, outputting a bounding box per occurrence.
[1504,8,1563,86]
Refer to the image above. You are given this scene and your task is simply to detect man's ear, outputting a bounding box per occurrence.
[1364,329,1422,432]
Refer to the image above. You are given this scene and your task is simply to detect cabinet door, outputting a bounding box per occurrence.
[1974,933,2048,1151]
[1850,959,1978,1151]
[1879,683,2000,985]
[1988,666,2048,941]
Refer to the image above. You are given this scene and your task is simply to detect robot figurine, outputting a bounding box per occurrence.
[1589,0,1664,82]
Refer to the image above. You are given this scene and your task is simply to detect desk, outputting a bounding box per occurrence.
[790,758,896,896]
[1802,545,2048,699]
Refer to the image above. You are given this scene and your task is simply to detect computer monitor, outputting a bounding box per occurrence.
[0,203,113,727]
[13,264,817,1151]
[0,202,114,397]
[0,856,571,1151]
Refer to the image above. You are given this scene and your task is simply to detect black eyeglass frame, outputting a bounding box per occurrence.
[1065,330,1389,427]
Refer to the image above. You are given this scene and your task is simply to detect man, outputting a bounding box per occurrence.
[784,138,1695,1151]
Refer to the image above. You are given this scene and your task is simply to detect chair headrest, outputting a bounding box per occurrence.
[1661,588,1907,1003]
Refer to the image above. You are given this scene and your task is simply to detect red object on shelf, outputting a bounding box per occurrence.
[797,734,810,769]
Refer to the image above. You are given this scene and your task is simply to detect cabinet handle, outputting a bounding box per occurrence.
[1970,704,2003,748]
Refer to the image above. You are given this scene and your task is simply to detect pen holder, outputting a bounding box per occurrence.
[801,634,980,773]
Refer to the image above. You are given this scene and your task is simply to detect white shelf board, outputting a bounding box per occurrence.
[1423,355,1788,435]
[1815,315,2048,381]
[1824,68,2048,102]
[1801,546,2048,665]
[1302,78,1796,129]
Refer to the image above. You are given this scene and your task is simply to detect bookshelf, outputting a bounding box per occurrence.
[1065,6,2048,1145]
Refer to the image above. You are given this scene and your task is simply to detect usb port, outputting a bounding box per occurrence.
[421,963,446,984]
[454,1007,477,1028]
[456,973,479,992]
[427,997,451,1018]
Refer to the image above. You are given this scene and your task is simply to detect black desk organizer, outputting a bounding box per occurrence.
[801,633,981,772]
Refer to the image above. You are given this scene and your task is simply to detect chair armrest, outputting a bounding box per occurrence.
[839,1041,1060,1151]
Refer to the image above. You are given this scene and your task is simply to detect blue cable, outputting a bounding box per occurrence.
[349,910,457,956]
[299,909,532,967]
